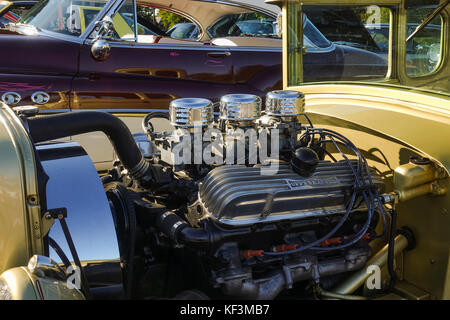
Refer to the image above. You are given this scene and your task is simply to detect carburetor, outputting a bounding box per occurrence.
[143,90,306,175]
[151,97,214,171]
[258,90,305,154]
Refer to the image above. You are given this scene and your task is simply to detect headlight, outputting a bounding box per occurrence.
[0,279,12,300]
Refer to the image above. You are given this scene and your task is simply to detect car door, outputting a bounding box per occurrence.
[71,1,235,112]
[0,30,78,113]
[205,11,283,96]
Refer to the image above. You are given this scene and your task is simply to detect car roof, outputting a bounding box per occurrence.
[218,0,279,14]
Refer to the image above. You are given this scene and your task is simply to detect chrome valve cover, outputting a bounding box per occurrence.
[265,90,305,117]
[169,98,213,128]
[220,94,262,121]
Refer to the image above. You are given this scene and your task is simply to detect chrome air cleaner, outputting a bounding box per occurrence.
[169,98,213,128]
[265,90,305,118]
[220,94,261,123]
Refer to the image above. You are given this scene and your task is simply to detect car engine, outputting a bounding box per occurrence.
[25,90,389,300]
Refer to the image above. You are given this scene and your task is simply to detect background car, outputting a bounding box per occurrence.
[0,0,36,27]
[0,0,386,169]
[0,0,387,111]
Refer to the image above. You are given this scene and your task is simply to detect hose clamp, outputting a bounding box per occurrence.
[128,157,150,180]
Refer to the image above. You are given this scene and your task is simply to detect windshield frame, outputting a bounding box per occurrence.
[278,0,449,96]
[15,0,119,42]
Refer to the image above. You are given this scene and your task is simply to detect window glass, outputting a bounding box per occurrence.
[303,17,331,49]
[136,6,199,40]
[287,5,390,85]
[406,9,442,77]
[111,0,136,41]
[19,0,108,36]
[365,25,389,56]
[207,12,278,39]
[166,22,198,40]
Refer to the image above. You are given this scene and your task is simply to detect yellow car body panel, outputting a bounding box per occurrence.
[0,104,43,275]
[0,267,85,300]
[267,0,450,299]
[295,84,450,169]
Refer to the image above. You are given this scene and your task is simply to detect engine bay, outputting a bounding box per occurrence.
[20,90,444,300]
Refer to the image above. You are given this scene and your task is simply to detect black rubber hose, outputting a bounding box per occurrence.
[155,211,253,249]
[178,227,211,247]
[27,111,144,175]
[142,111,170,132]
[387,209,398,292]
[155,211,210,247]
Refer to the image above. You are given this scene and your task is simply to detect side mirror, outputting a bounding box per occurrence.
[91,39,111,61]
[90,16,114,61]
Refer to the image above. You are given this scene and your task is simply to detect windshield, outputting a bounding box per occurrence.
[286,2,447,94]
[19,0,108,36]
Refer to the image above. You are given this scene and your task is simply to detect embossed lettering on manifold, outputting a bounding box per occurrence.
[286,177,339,189]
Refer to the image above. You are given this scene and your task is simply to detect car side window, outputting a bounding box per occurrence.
[135,6,200,42]
[207,12,278,39]
[406,9,443,77]
[110,0,138,41]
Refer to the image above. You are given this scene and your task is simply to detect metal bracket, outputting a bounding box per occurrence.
[42,208,67,237]
[41,214,54,237]
[45,207,67,220]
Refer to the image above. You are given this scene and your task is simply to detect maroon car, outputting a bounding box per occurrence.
[0,0,387,113]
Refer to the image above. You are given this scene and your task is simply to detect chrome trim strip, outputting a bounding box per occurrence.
[84,108,169,113]
[133,0,138,42]
[109,41,282,52]
[38,29,84,44]
[37,109,70,114]
[228,46,281,52]
[37,109,169,114]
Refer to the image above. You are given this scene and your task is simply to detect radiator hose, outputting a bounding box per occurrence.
[155,211,249,249]
[27,111,151,181]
